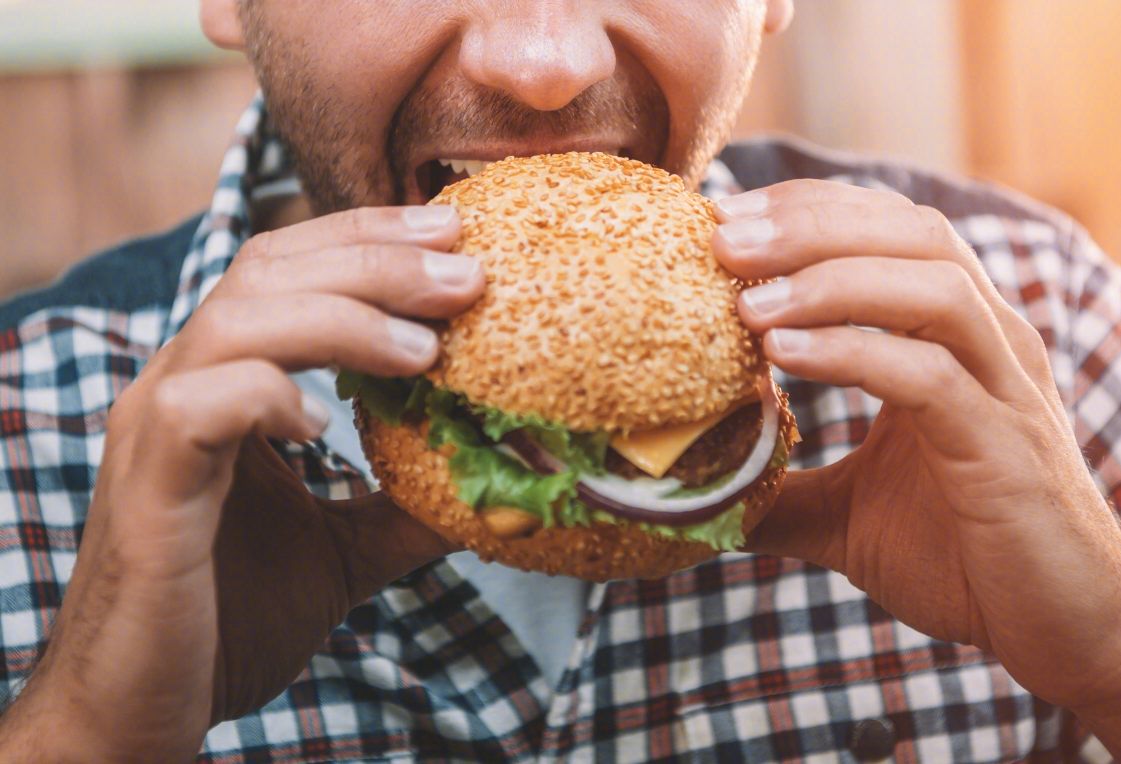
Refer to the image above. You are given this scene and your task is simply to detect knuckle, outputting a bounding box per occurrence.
[768,178,832,207]
[238,358,281,386]
[302,293,348,327]
[797,261,837,304]
[924,261,980,325]
[881,188,915,207]
[189,298,236,340]
[108,383,142,427]
[784,203,829,241]
[355,244,394,284]
[338,207,381,244]
[149,378,192,426]
[239,231,274,261]
[932,259,974,298]
[248,361,296,406]
[226,254,275,295]
[915,205,957,247]
[795,178,837,207]
[925,343,963,389]
[762,179,801,203]
[1006,308,1050,357]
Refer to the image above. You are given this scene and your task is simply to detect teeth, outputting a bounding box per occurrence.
[436,158,492,177]
[461,160,490,177]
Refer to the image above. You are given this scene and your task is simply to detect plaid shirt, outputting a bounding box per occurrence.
[1,97,1118,763]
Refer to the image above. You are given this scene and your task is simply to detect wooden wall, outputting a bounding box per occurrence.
[739,0,1121,259]
[0,62,255,297]
[957,0,1121,259]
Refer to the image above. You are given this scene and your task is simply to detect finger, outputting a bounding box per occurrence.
[715,198,972,282]
[762,325,999,459]
[165,361,325,450]
[714,179,1061,410]
[241,205,461,259]
[714,181,1002,313]
[114,362,327,580]
[219,243,485,318]
[738,257,1035,402]
[132,360,326,503]
[740,466,847,572]
[715,178,914,223]
[320,491,459,604]
[172,293,439,376]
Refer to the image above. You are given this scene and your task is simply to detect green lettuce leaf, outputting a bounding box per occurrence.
[473,406,609,475]
[336,371,430,426]
[335,369,364,401]
[337,371,773,552]
[637,503,748,551]
[425,388,578,526]
[580,502,749,552]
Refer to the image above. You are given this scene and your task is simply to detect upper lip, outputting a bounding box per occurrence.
[421,136,628,162]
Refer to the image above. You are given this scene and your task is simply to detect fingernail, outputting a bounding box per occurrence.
[403,205,457,231]
[770,328,811,354]
[720,217,775,250]
[388,317,438,360]
[300,393,331,437]
[423,252,480,286]
[740,279,791,316]
[717,191,769,218]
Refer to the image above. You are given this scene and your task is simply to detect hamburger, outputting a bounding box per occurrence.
[338,152,797,581]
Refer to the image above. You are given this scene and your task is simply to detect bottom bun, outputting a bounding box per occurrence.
[356,402,793,581]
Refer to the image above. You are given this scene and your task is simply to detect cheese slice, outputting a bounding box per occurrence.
[610,399,752,479]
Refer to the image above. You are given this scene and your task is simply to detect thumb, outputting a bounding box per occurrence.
[319,490,461,606]
[740,461,851,572]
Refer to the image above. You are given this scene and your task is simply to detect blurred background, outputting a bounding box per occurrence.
[1,0,1119,299]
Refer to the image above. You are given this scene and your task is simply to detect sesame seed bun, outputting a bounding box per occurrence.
[427,152,764,433]
[356,152,795,580]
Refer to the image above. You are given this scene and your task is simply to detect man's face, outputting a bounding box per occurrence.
[235,0,776,215]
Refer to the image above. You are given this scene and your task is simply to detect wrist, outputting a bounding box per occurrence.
[1,656,203,763]
[1072,695,1121,757]
[0,669,105,762]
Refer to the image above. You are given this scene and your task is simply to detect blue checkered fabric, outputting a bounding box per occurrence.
[1,97,1118,762]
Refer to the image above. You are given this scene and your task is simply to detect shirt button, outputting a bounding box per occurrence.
[849,717,896,762]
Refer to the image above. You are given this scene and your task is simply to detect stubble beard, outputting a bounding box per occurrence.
[242,8,739,216]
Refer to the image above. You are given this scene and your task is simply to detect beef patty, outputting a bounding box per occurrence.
[605,403,763,488]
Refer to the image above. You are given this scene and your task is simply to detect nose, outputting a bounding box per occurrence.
[459,3,616,112]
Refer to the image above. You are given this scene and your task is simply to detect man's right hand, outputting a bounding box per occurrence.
[0,206,484,762]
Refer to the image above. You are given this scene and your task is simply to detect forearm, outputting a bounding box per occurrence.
[0,622,205,764]
[0,662,103,762]
[1,682,199,764]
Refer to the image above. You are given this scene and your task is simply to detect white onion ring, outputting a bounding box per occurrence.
[572,372,781,525]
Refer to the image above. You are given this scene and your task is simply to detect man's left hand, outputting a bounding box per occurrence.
[713,180,1121,727]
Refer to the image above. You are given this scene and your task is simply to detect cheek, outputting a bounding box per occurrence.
[617,0,764,179]
[265,1,458,140]
[651,1,763,113]
[248,0,463,208]
[324,6,455,132]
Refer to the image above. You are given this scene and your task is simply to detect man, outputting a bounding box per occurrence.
[0,0,1119,760]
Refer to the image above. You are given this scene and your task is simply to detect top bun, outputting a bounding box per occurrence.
[427,152,763,433]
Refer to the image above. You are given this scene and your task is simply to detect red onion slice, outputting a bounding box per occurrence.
[502,430,565,474]
[572,373,781,525]
[502,373,783,527]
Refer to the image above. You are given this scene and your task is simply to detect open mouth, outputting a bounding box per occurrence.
[413,147,631,203]
[415,158,493,202]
